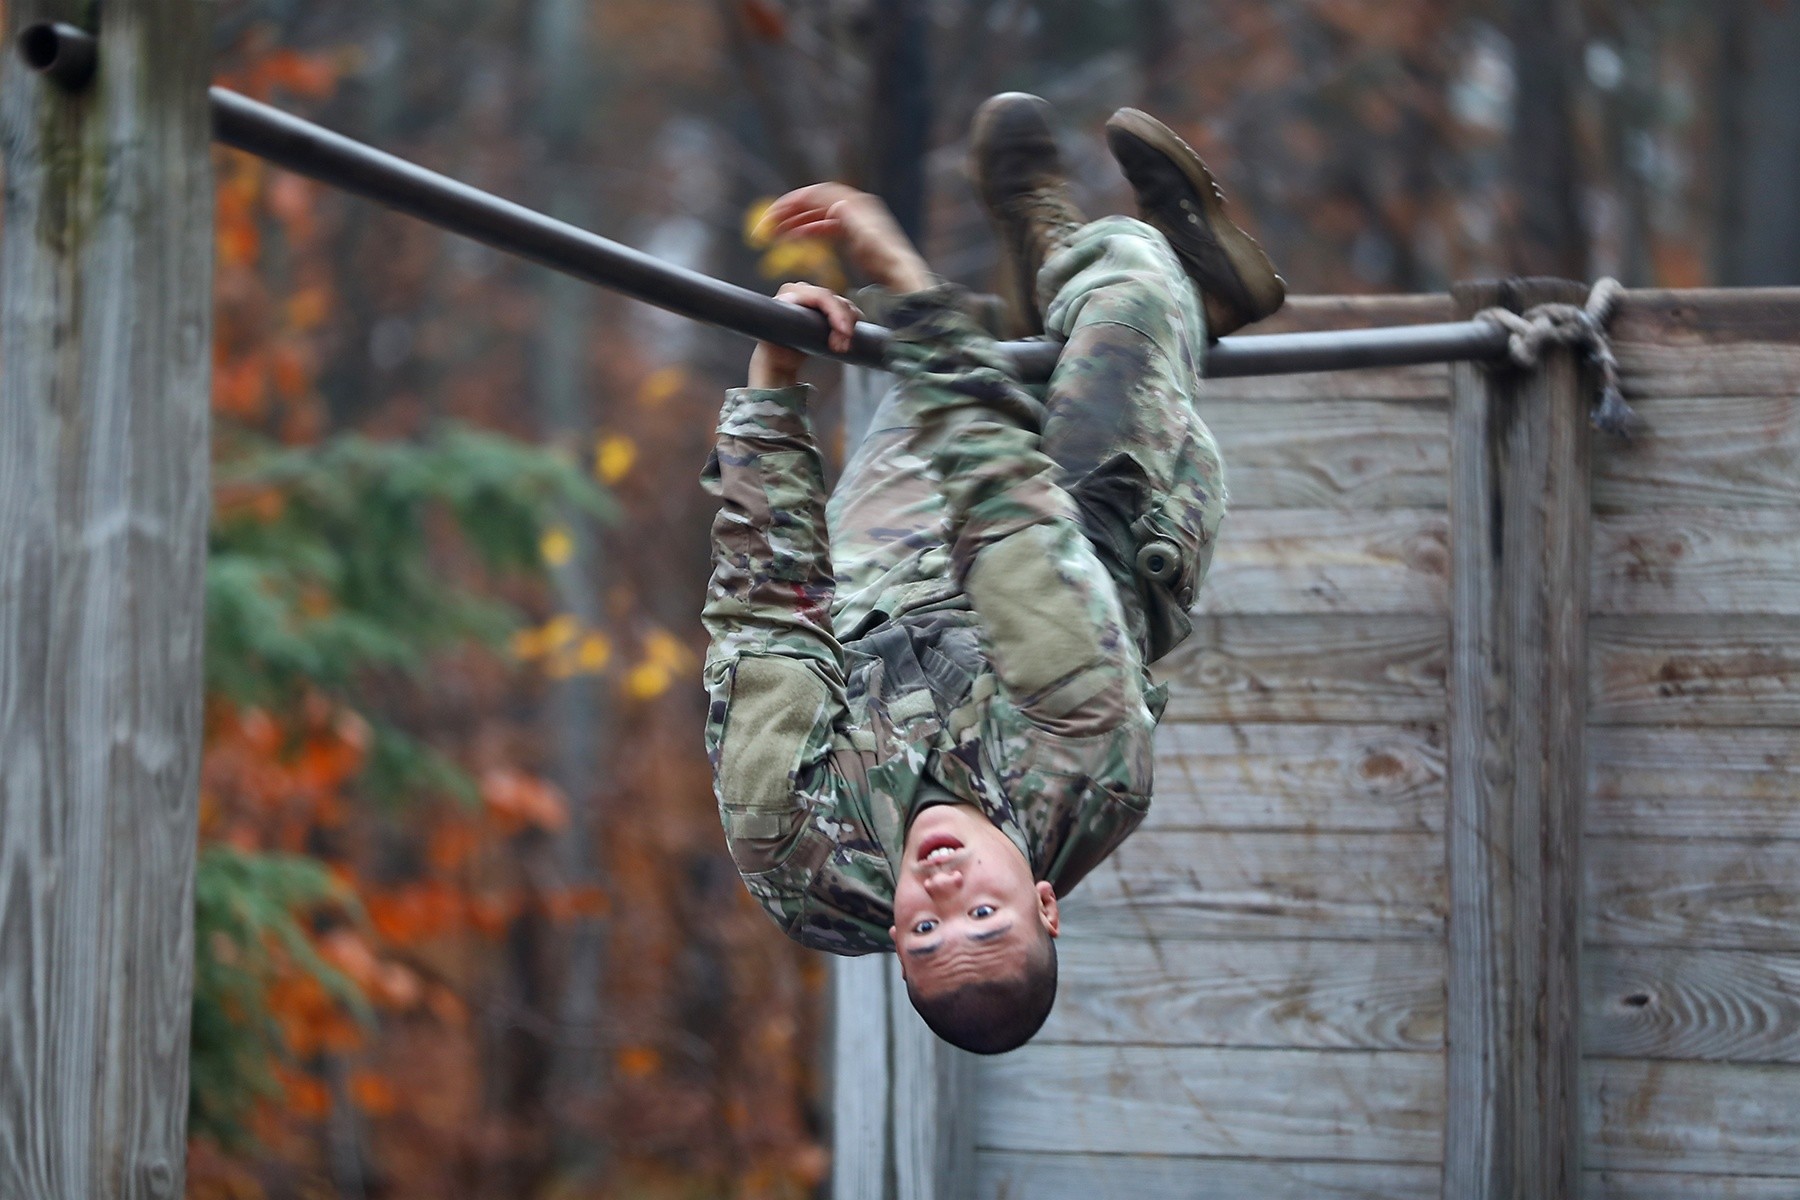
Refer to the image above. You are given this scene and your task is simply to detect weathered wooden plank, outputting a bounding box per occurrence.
[1197,510,1449,616]
[1152,722,1445,834]
[1201,399,1449,510]
[1253,292,1458,332]
[1607,291,1800,401]
[1587,838,1800,952]
[1587,1169,1800,1200]
[1199,364,1450,404]
[1589,727,1800,840]
[1615,342,1800,401]
[1610,288,1800,350]
[1155,615,1447,724]
[976,1151,1441,1200]
[831,955,890,1200]
[1063,831,1445,943]
[1585,948,1800,1063]
[1588,1058,1800,1176]
[1592,510,1800,616]
[974,1046,1444,1162]
[890,957,972,1200]
[0,4,215,1199]
[1590,616,1800,726]
[1594,394,1800,510]
[1042,938,1444,1051]
[1444,280,1591,1200]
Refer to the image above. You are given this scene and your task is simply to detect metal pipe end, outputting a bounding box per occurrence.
[19,23,97,92]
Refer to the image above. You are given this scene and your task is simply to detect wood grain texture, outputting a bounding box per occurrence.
[1592,510,1800,616]
[1151,722,1445,834]
[1587,838,1800,952]
[831,955,891,1200]
[1155,615,1447,724]
[973,1045,1444,1163]
[1585,948,1800,1063]
[1590,616,1800,726]
[1443,280,1592,1200]
[1197,510,1449,616]
[1041,938,1444,1051]
[890,956,973,1200]
[1201,399,1449,510]
[1594,394,1800,510]
[0,3,215,1198]
[1062,831,1445,943]
[975,1151,1441,1200]
[1615,341,1800,400]
[1586,1169,1800,1199]
[1587,1058,1800,1175]
[1589,726,1800,840]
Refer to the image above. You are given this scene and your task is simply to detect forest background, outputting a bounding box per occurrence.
[119,0,1800,1196]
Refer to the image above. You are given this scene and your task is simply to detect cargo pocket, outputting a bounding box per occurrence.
[717,655,830,875]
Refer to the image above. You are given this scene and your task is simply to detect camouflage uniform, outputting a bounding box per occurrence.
[701,216,1226,954]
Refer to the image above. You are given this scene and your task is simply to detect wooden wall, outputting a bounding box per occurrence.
[837,289,1800,1200]
[1582,291,1800,1199]
[973,297,1458,1199]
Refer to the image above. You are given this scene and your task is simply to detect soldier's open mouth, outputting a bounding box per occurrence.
[915,833,964,864]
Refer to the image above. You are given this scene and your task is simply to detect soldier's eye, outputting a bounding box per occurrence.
[970,905,996,919]
[912,918,937,935]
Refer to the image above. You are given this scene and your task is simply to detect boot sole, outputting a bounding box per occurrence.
[1105,108,1286,336]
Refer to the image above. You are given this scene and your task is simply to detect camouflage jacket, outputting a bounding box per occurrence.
[701,360,1165,955]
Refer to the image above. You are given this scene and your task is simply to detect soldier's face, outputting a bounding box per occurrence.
[890,804,1059,996]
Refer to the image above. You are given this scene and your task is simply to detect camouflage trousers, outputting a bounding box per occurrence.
[830,215,1228,666]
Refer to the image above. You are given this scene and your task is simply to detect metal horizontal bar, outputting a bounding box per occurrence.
[208,86,1510,384]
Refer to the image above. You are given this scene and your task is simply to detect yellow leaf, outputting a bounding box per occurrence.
[743,198,776,249]
[509,627,546,660]
[759,239,846,291]
[643,628,692,669]
[625,661,671,700]
[576,633,612,672]
[635,366,686,409]
[542,614,579,649]
[594,435,637,484]
[539,526,574,566]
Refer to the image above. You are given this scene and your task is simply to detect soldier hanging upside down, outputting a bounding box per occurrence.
[700,94,1285,1054]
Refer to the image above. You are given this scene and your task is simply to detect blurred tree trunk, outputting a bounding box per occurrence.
[1507,0,1589,277]
[1714,0,1800,285]
[523,0,613,1189]
[868,0,932,242]
[0,2,213,1197]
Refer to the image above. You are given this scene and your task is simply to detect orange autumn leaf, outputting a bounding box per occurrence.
[426,821,481,872]
[615,1045,661,1079]
[480,769,568,833]
[349,1071,398,1117]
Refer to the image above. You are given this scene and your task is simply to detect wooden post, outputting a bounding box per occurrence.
[832,956,893,1200]
[890,964,972,1200]
[1444,280,1591,1199]
[0,3,214,1198]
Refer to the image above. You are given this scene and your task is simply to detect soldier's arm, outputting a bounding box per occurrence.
[700,285,855,877]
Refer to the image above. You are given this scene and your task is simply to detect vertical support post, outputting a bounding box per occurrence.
[831,955,892,1200]
[890,960,972,1200]
[0,2,215,1199]
[1444,280,1591,1199]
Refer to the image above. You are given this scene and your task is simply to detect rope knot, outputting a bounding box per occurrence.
[1475,277,1640,437]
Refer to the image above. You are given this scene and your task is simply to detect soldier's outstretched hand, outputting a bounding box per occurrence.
[755,183,933,294]
[748,281,863,390]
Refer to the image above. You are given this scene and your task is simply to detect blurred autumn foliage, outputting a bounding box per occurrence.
[185,0,1799,1197]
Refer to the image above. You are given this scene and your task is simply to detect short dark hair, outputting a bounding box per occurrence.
[903,931,1057,1055]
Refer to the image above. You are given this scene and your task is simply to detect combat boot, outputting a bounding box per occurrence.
[1104,108,1286,338]
[970,92,1087,336]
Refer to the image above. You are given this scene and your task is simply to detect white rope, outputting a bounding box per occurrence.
[1475,277,1639,436]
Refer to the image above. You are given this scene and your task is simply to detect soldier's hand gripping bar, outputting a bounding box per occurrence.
[20,22,1513,382]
